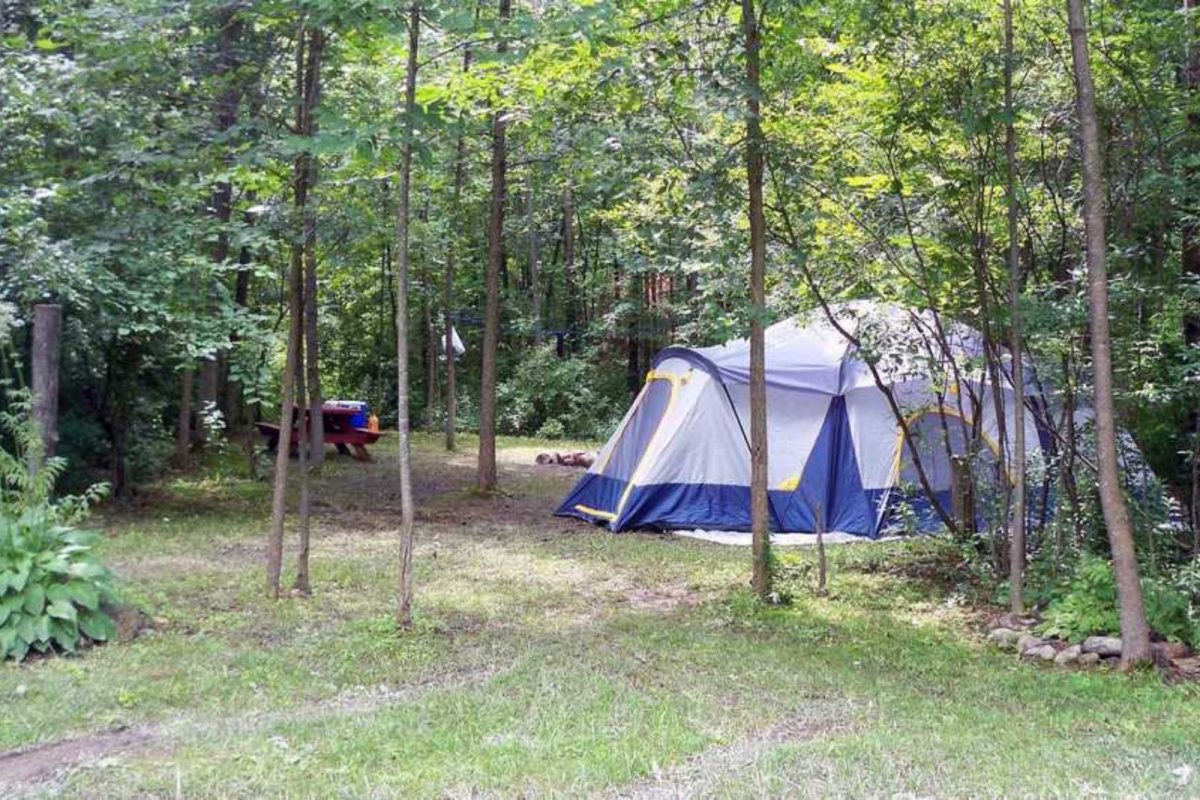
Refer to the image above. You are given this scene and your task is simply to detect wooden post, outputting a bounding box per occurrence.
[950,455,974,536]
[29,304,62,475]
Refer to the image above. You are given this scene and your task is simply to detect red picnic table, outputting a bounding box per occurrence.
[256,405,385,462]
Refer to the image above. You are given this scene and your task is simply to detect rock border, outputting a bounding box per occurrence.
[986,618,1198,677]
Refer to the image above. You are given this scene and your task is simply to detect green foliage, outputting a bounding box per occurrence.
[1039,556,1198,647]
[0,506,119,661]
[0,399,117,661]
[497,346,624,440]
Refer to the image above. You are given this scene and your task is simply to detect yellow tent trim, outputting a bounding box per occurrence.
[611,370,683,520]
[777,474,800,491]
[889,405,1008,483]
[574,504,616,521]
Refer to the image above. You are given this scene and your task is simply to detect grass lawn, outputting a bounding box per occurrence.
[2,433,1198,797]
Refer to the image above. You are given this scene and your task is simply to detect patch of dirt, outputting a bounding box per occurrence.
[0,727,161,789]
[624,584,704,613]
[606,711,850,799]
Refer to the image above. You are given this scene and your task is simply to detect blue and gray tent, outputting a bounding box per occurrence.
[556,301,1049,538]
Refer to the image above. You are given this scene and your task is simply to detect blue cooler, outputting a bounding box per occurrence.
[325,400,369,428]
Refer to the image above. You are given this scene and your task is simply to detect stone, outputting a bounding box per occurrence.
[1017,634,1046,654]
[1054,644,1083,665]
[1152,641,1191,663]
[1171,656,1200,676]
[1023,644,1057,661]
[987,628,1022,650]
[1077,652,1102,667]
[1082,636,1123,657]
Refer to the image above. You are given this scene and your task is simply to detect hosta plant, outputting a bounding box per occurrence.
[0,506,118,661]
[0,395,116,661]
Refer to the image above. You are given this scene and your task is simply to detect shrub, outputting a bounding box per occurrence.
[0,507,118,661]
[1040,555,1197,647]
[497,346,624,440]
[0,395,118,661]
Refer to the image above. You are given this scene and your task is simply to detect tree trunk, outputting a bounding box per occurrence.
[1004,0,1027,615]
[477,0,510,493]
[302,28,325,466]
[394,0,420,628]
[294,303,311,596]
[743,0,771,600]
[562,185,576,350]
[423,261,438,433]
[267,22,311,599]
[29,303,62,476]
[528,176,542,339]
[1184,0,1200,551]
[1066,0,1153,667]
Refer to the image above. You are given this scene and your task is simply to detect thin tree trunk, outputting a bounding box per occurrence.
[1065,0,1152,666]
[175,367,193,468]
[394,0,420,627]
[302,28,325,466]
[267,23,310,599]
[477,0,510,493]
[528,176,542,339]
[562,185,576,349]
[423,259,438,433]
[743,0,771,600]
[29,303,62,476]
[444,142,465,452]
[1004,0,1027,615]
[294,305,311,595]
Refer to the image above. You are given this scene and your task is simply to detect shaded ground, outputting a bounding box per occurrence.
[1,432,1198,797]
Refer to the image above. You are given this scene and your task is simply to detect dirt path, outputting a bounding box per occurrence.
[605,710,850,799]
[0,662,511,794]
[0,727,158,788]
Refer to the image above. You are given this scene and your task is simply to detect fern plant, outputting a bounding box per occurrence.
[0,392,116,661]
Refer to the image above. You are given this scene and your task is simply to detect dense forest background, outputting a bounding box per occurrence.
[2,0,1198,567]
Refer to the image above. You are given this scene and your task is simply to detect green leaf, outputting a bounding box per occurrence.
[68,561,105,580]
[23,584,46,615]
[8,636,29,662]
[0,594,21,626]
[67,581,100,611]
[16,612,36,642]
[46,599,77,622]
[32,612,51,643]
[50,619,78,653]
[78,610,116,642]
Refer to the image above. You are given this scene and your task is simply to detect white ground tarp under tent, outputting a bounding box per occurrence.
[670,529,902,546]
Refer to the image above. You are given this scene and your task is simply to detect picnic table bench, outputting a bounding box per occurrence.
[256,405,385,462]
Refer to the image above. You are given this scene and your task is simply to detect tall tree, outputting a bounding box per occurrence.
[393,0,420,628]
[29,303,62,475]
[1065,0,1152,665]
[266,18,319,598]
[1004,0,1027,615]
[302,28,326,466]
[477,0,511,493]
[294,301,312,595]
[443,16,475,453]
[742,0,771,599]
[1184,0,1200,551]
